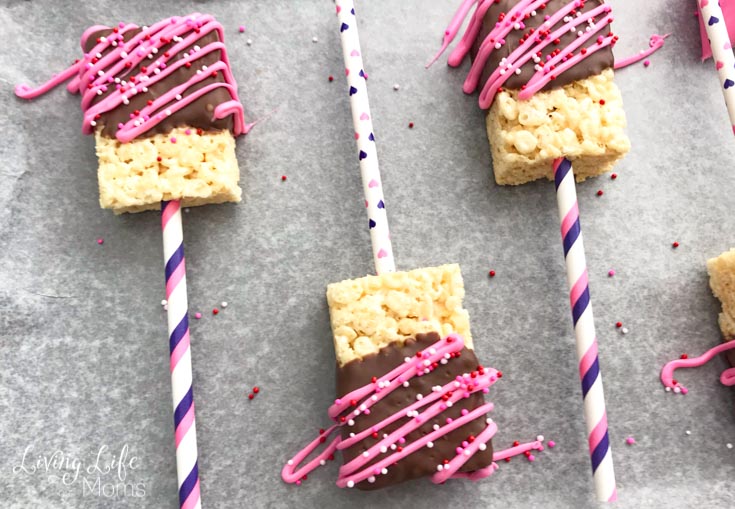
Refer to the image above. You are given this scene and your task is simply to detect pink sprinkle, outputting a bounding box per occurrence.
[608,269,616,277]
[482,388,489,394]
[681,387,689,395]
[528,454,536,462]
[456,447,463,455]
[398,437,406,444]
[118,123,124,129]
[446,418,453,424]
[461,409,469,416]
[373,468,380,475]
[185,129,191,135]
[239,26,246,33]
[170,137,177,143]
[644,59,651,67]
[626,436,636,445]
[548,440,556,448]
[194,312,202,319]
[97,238,104,245]
[295,480,301,486]
[462,441,469,448]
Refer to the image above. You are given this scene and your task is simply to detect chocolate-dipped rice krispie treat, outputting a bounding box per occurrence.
[16,13,248,213]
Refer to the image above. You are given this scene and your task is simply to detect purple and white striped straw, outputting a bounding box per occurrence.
[162,199,201,509]
[554,158,616,502]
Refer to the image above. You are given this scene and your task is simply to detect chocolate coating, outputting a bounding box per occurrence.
[336,332,495,490]
[84,27,234,138]
[472,0,614,94]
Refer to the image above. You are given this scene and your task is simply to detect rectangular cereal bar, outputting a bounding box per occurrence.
[326,264,494,489]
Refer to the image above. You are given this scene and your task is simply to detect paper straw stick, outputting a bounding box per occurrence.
[161,200,202,509]
[699,0,735,135]
[335,0,395,275]
[553,158,616,502]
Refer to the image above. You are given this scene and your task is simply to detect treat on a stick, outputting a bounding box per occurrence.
[16,14,248,213]
[426,0,665,501]
[15,13,250,508]
[430,0,630,185]
[661,249,735,391]
[282,0,544,490]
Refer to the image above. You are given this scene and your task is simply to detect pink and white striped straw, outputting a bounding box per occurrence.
[554,158,616,502]
[698,0,735,134]
[335,0,395,275]
[162,199,202,509]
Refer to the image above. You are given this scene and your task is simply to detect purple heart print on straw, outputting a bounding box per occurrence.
[335,0,395,275]
[699,0,735,135]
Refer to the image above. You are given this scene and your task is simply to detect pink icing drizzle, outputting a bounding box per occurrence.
[14,13,248,142]
[661,340,735,393]
[614,34,669,69]
[282,334,544,488]
[429,0,666,107]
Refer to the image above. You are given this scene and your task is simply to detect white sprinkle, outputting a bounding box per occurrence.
[161,299,168,306]
[673,387,681,394]
[416,394,423,401]
[515,68,522,75]
[464,450,471,456]
[536,435,545,442]
[114,78,121,83]
[479,443,487,451]
[380,446,387,453]
[362,451,369,458]
[90,120,97,127]
[494,42,502,49]
[348,419,355,426]
[367,476,375,483]
[404,357,411,363]
[221,301,228,308]
[685,430,691,435]
[96,90,103,96]
[381,468,388,475]
[486,418,493,424]
[427,442,434,448]
[390,444,397,451]
[727,443,733,449]
[176,94,182,101]
[353,410,360,416]
[346,480,355,488]
[433,424,440,431]
[154,68,161,74]
[371,395,378,402]
[151,47,158,54]
[349,433,355,438]
[246,38,253,45]
[320,459,326,466]
[440,359,448,365]
[312,36,319,43]
[446,401,453,408]
[665,386,671,392]
[403,381,410,388]
[287,460,293,466]
[393,83,400,91]
[622,327,629,334]
[165,109,172,116]
[202,65,208,70]
[436,464,444,472]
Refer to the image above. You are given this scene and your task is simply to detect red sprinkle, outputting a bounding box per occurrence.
[611,173,618,180]
[253,386,260,394]
[615,321,623,328]
[672,241,680,249]
[248,393,254,400]
[408,122,414,129]
[212,308,219,315]
[599,99,606,105]
[488,270,496,278]
[596,190,604,197]
[281,175,287,181]
[680,354,688,360]
[328,75,334,82]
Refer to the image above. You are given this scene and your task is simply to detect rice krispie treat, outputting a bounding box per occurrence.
[323,264,495,489]
[708,249,735,363]
[16,13,248,213]
[433,0,631,185]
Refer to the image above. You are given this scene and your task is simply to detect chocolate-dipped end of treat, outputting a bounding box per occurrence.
[336,332,494,490]
[84,27,235,138]
[471,0,614,96]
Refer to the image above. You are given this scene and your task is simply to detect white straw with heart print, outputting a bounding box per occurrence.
[336,0,395,275]
[699,0,735,134]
